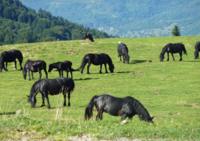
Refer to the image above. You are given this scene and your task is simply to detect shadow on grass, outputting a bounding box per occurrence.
[130,59,152,64]
[116,71,133,74]
[74,77,99,81]
[0,112,16,115]
[183,60,200,63]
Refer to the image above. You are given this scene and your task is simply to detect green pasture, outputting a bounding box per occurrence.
[0,36,200,140]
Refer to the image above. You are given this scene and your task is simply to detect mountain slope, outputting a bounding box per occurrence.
[20,0,200,37]
[0,0,109,45]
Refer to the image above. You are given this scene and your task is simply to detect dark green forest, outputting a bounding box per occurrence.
[0,0,109,45]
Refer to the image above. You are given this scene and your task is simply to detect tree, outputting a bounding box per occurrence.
[172,25,181,36]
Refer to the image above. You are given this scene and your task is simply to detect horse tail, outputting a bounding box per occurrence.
[182,45,187,55]
[85,95,98,120]
[131,98,153,123]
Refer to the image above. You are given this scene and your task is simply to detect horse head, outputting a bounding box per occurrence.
[109,63,115,73]
[28,94,36,108]
[125,54,130,64]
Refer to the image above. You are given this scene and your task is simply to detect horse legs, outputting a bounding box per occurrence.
[96,107,103,120]
[87,63,91,74]
[44,93,51,109]
[119,55,122,61]
[179,52,182,61]
[70,70,73,79]
[28,71,31,80]
[167,52,169,61]
[44,69,48,78]
[171,53,175,61]
[39,70,42,79]
[40,93,45,107]
[99,65,102,73]
[31,71,34,80]
[104,64,108,73]
[14,60,17,70]
[67,92,71,106]
[123,55,125,63]
[63,92,67,106]
[66,71,69,78]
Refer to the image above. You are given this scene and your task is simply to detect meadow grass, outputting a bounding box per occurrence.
[0,36,200,140]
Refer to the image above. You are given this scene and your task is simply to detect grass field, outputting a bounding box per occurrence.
[0,36,200,141]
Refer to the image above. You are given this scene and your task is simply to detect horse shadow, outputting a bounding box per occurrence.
[74,77,99,81]
[0,112,16,115]
[116,71,133,74]
[183,60,200,63]
[130,59,152,64]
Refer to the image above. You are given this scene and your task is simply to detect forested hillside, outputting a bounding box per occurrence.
[21,0,200,37]
[0,0,109,45]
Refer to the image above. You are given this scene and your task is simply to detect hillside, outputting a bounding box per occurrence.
[0,37,200,140]
[0,0,109,45]
[20,0,200,37]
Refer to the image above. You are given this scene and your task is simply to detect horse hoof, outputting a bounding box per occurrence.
[40,104,45,107]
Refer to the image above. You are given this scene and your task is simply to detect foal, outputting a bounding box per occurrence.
[48,61,76,78]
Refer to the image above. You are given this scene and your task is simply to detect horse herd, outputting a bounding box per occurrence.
[0,41,200,124]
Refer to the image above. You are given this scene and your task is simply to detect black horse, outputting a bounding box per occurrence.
[23,60,48,80]
[160,43,187,61]
[28,78,75,108]
[117,42,130,64]
[79,53,114,74]
[48,61,77,78]
[0,49,23,72]
[83,32,94,42]
[85,94,153,123]
[194,41,200,59]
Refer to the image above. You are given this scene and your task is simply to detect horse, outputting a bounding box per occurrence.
[194,41,200,59]
[85,94,154,123]
[117,42,130,64]
[0,49,23,72]
[160,43,187,62]
[23,60,48,80]
[28,78,75,108]
[79,53,114,74]
[83,33,94,42]
[48,61,77,78]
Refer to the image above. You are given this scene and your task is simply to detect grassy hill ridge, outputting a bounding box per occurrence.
[0,36,200,140]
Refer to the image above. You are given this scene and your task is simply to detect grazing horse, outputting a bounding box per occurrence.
[0,49,23,72]
[28,78,75,108]
[23,60,48,80]
[160,43,187,62]
[194,41,200,59]
[85,94,153,123]
[79,53,114,74]
[83,33,94,42]
[117,42,130,63]
[48,61,77,78]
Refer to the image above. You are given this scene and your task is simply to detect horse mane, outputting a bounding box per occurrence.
[84,95,98,120]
